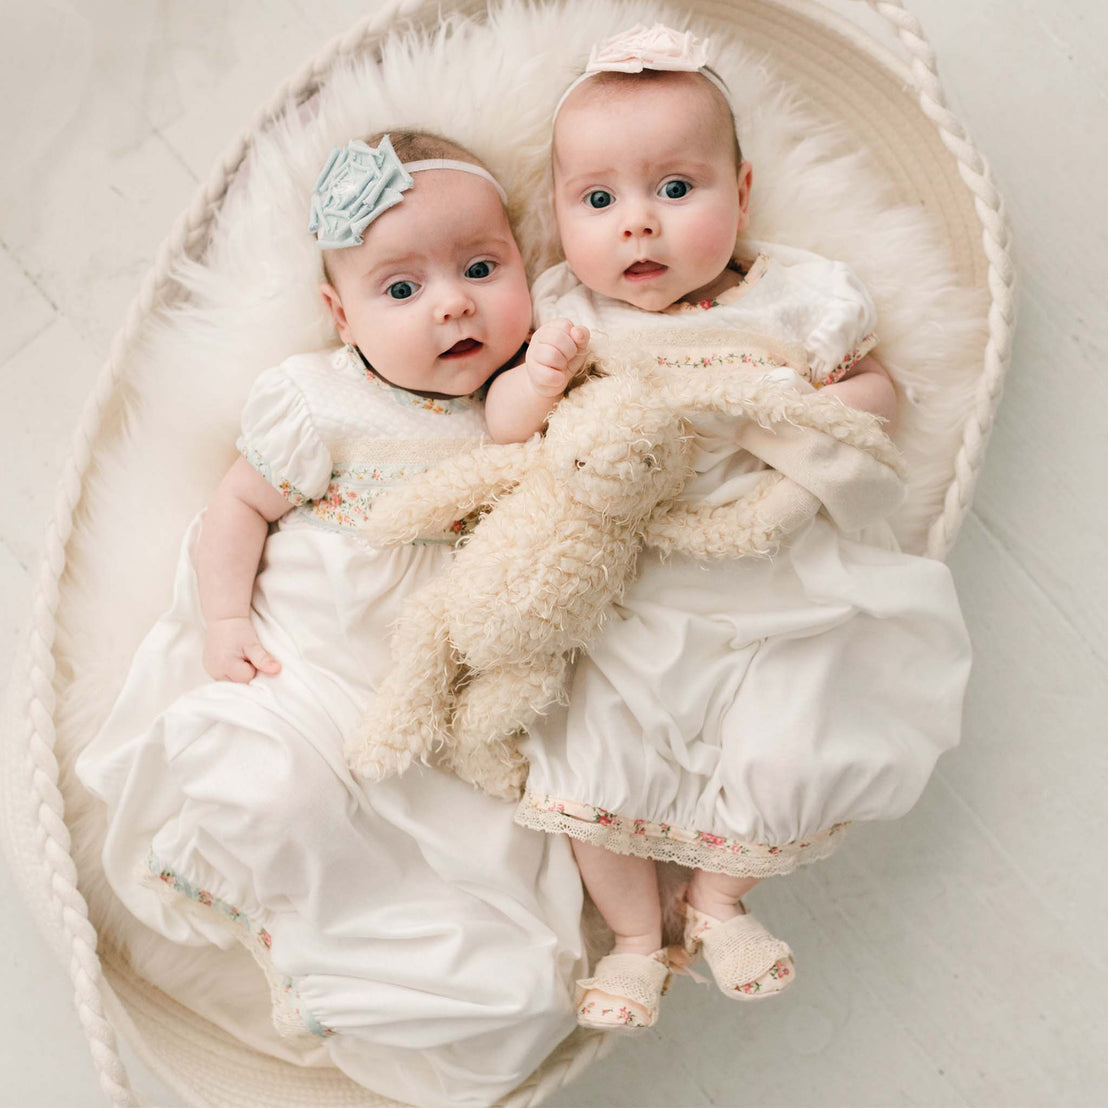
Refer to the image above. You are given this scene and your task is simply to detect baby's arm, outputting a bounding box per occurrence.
[820,354,898,430]
[197,457,292,682]
[485,319,589,444]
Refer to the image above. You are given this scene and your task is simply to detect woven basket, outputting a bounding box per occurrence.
[0,1,1013,1105]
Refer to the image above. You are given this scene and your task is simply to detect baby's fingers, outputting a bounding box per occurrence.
[528,360,572,397]
[222,655,259,683]
[244,642,281,676]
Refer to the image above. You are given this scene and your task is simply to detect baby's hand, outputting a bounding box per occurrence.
[525,318,590,398]
[203,617,281,683]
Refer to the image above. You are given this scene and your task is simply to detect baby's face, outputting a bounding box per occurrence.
[321,170,531,397]
[553,74,750,311]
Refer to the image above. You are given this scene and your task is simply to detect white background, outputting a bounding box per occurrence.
[1,0,1105,1105]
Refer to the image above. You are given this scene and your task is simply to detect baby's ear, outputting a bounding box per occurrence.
[319,282,351,343]
[736,160,754,234]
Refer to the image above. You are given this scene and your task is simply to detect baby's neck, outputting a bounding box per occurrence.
[678,261,745,307]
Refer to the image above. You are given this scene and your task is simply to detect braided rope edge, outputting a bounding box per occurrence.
[19,1,1013,1105]
[866,1,1015,557]
[21,2,436,1104]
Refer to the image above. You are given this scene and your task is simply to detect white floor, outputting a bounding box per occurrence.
[1,1,1105,1106]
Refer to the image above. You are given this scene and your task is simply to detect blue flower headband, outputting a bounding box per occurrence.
[308,134,509,249]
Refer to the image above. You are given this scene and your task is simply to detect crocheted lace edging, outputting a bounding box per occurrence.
[515,793,847,878]
[142,853,334,1039]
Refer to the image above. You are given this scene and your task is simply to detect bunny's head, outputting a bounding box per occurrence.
[544,367,691,519]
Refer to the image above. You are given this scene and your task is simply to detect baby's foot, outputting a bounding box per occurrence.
[574,950,671,1031]
[684,902,795,1001]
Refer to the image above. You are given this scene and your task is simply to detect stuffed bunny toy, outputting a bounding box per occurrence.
[348,342,902,799]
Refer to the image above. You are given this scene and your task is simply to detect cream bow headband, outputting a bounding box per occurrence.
[553,23,733,122]
[308,134,509,250]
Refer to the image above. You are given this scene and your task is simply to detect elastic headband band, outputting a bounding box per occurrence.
[404,159,508,204]
[308,135,508,250]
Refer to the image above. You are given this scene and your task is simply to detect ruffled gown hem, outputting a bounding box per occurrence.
[515,790,848,878]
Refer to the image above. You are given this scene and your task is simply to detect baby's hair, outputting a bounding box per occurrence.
[320,129,494,284]
[556,70,744,169]
[363,128,492,169]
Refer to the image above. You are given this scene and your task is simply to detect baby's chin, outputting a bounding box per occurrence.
[610,283,685,312]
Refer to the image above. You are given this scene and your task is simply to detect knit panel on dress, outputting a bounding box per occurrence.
[283,347,489,443]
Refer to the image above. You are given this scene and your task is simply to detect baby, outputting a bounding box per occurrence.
[496,26,970,1030]
[76,131,585,1107]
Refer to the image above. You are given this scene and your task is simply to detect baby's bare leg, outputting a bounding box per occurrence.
[570,840,662,954]
[686,868,762,921]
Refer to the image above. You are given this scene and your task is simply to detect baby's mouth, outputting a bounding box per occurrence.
[624,260,668,282]
[440,338,483,359]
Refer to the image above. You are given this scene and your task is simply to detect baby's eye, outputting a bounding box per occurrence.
[586,190,614,209]
[387,280,419,300]
[660,179,692,199]
[465,260,496,279]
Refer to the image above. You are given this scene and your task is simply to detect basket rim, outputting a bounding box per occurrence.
[7,2,1014,1105]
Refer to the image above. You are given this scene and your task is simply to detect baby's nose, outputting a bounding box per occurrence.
[621,200,658,238]
[436,287,476,322]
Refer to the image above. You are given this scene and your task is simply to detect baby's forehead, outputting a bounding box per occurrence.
[328,181,514,277]
[553,70,730,154]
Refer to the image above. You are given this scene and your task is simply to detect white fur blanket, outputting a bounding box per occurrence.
[56,0,986,1078]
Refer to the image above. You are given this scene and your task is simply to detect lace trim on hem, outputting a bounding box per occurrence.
[141,853,335,1039]
[514,793,847,878]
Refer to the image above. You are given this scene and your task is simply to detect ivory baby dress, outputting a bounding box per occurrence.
[515,243,972,877]
[77,345,584,1108]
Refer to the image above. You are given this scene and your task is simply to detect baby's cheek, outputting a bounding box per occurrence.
[560,221,606,283]
[686,207,740,264]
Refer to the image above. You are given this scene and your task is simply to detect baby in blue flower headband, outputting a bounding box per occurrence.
[77,129,591,1097]
[198,129,590,687]
[311,131,588,410]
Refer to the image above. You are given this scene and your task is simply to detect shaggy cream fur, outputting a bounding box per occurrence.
[352,343,904,799]
[55,0,987,1073]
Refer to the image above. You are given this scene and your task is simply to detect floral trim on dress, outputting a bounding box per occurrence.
[303,460,475,541]
[145,853,335,1038]
[516,791,848,878]
[239,444,311,506]
[655,350,788,372]
[308,461,415,530]
[814,331,879,388]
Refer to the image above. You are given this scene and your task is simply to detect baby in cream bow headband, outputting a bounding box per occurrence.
[487,21,967,1037]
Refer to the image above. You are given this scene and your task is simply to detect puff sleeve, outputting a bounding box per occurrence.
[798,258,878,387]
[236,365,333,505]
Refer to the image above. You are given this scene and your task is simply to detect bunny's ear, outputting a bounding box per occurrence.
[659,362,801,423]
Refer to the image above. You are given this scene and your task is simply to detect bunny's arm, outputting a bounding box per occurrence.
[664,363,897,461]
[361,439,537,546]
[643,472,820,560]
[663,364,904,533]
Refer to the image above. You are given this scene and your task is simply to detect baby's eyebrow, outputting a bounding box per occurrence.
[359,237,514,281]
[454,233,516,254]
[359,254,423,281]
[556,170,614,191]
